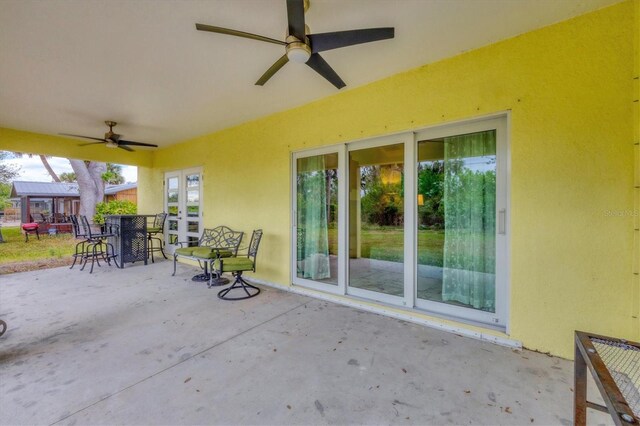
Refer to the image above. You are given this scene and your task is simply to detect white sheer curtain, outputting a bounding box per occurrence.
[297,155,330,280]
[441,131,496,311]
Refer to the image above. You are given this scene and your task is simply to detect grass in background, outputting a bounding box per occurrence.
[0,226,76,265]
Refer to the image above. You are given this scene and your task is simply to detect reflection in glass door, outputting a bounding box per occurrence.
[164,168,202,254]
[415,119,507,326]
[293,151,340,289]
[348,143,405,300]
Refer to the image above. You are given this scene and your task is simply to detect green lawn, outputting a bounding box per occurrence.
[0,226,77,265]
[329,226,494,269]
[328,227,445,266]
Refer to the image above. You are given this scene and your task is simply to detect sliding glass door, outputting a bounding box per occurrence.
[347,141,407,304]
[414,119,507,325]
[292,148,343,292]
[291,116,508,327]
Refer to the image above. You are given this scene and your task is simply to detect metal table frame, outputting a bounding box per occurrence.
[574,330,638,425]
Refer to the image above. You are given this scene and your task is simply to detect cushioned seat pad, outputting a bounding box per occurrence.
[214,257,254,272]
[175,247,234,259]
[147,227,162,233]
[174,247,195,256]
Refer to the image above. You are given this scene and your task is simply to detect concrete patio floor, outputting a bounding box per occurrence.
[0,260,612,425]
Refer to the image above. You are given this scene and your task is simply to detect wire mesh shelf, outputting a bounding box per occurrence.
[575,331,639,426]
[591,338,640,418]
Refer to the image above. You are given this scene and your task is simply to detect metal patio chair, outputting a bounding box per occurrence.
[215,229,263,300]
[69,214,90,269]
[77,215,119,273]
[147,212,168,263]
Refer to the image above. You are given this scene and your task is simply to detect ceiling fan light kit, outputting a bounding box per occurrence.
[286,39,311,63]
[195,0,394,89]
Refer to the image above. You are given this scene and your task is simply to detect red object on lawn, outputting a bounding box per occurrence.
[21,222,39,242]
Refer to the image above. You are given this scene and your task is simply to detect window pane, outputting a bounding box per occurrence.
[417,130,496,313]
[296,153,339,285]
[169,234,178,245]
[187,205,199,217]
[168,177,178,190]
[186,174,199,188]
[348,143,404,296]
[168,220,178,231]
[187,190,199,203]
[167,190,178,203]
[188,221,199,233]
[168,206,178,217]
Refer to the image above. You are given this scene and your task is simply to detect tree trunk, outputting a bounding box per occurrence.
[70,160,106,221]
[39,155,61,182]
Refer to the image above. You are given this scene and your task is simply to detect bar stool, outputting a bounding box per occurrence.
[147,213,167,263]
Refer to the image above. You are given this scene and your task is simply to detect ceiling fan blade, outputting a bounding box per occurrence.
[306,53,345,89]
[195,24,285,46]
[59,133,105,142]
[118,140,158,148]
[117,145,134,152]
[309,27,395,53]
[78,141,107,147]
[255,54,289,86]
[286,0,306,41]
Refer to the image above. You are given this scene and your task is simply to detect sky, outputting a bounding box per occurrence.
[1,155,137,183]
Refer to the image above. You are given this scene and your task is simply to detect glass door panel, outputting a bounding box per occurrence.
[164,169,202,252]
[417,130,497,313]
[295,153,339,286]
[165,174,180,249]
[184,172,201,245]
[348,143,404,297]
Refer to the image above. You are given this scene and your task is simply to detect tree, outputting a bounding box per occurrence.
[59,163,125,185]
[102,163,125,184]
[0,151,20,183]
[70,160,107,218]
[0,152,18,244]
[59,172,76,182]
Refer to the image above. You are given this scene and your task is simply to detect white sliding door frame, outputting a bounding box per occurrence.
[291,145,346,295]
[413,116,509,327]
[289,113,510,330]
[345,132,414,307]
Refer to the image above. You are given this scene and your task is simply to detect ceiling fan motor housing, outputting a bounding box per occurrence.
[286,35,311,63]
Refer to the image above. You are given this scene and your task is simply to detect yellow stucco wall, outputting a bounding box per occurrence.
[3,1,635,358]
[142,1,638,358]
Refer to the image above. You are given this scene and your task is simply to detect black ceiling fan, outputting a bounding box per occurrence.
[60,121,158,152]
[195,0,394,89]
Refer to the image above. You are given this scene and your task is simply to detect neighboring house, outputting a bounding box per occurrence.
[10,181,137,223]
[0,1,637,360]
[104,183,137,203]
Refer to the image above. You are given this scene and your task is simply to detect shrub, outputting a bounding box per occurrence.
[94,200,137,224]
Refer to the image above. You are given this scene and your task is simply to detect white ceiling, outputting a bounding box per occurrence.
[0,0,620,148]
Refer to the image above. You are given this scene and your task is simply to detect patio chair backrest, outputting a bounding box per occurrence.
[53,212,65,223]
[199,226,243,255]
[245,229,263,272]
[78,215,95,239]
[152,213,167,231]
[70,215,86,238]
